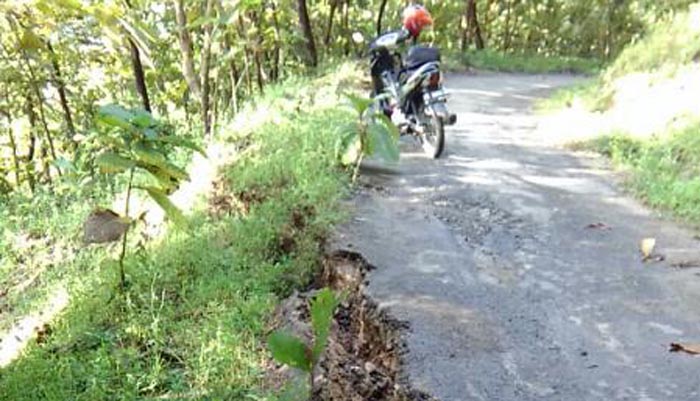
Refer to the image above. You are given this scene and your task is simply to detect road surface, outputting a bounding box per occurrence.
[333,72,700,401]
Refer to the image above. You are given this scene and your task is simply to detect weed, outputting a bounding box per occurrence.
[575,123,700,224]
[268,288,342,400]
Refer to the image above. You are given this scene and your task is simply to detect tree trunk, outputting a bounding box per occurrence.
[199,0,215,136]
[223,33,240,113]
[270,1,282,81]
[503,0,513,52]
[3,109,21,187]
[174,0,201,97]
[237,15,254,96]
[229,62,239,113]
[24,59,60,177]
[128,37,152,112]
[324,0,338,46]
[252,10,266,92]
[484,0,493,43]
[297,0,317,67]
[342,0,350,55]
[467,0,485,50]
[460,2,469,51]
[46,41,77,141]
[25,94,38,191]
[376,0,389,36]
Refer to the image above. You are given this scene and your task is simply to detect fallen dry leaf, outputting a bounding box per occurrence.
[83,209,131,244]
[585,222,612,230]
[670,343,700,355]
[640,238,657,262]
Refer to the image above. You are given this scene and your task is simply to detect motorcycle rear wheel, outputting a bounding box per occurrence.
[421,113,445,159]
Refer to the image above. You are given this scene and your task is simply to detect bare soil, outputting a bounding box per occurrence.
[267,250,437,401]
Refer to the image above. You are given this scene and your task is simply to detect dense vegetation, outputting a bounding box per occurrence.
[0,68,354,400]
[2,0,699,399]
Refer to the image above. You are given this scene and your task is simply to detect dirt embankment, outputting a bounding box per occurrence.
[268,250,436,401]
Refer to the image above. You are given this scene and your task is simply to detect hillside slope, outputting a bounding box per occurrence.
[538,3,700,224]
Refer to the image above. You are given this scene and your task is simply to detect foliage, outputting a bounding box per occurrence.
[540,4,700,113]
[89,103,197,289]
[268,288,342,399]
[0,76,349,399]
[603,4,700,81]
[571,122,700,224]
[336,94,399,181]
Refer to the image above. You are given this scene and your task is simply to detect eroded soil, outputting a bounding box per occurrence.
[268,251,436,401]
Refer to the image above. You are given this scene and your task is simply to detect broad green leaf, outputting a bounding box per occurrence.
[146,170,178,193]
[97,104,134,130]
[133,142,167,165]
[344,93,374,114]
[133,142,189,181]
[131,110,156,129]
[335,122,361,166]
[310,288,340,361]
[368,122,400,163]
[143,187,187,227]
[267,331,312,372]
[95,152,136,173]
[375,113,400,139]
[157,136,207,156]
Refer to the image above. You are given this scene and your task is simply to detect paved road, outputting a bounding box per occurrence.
[334,72,700,401]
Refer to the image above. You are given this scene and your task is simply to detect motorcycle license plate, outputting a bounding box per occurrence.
[424,89,448,104]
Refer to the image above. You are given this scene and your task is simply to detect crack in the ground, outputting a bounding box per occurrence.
[268,250,438,401]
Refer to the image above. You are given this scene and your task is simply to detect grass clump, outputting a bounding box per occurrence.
[573,122,700,224]
[446,49,601,75]
[0,70,354,400]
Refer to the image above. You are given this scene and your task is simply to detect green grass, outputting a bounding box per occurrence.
[0,68,357,400]
[604,5,700,81]
[535,78,613,113]
[572,123,700,224]
[446,49,602,75]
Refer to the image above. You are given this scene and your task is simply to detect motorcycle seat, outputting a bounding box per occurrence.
[404,46,441,69]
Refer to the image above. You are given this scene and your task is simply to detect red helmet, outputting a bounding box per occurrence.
[403,5,433,38]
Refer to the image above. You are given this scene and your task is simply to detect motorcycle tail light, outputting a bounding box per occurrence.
[427,72,441,90]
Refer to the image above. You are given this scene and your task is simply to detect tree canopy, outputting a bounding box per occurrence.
[1,0,694,196]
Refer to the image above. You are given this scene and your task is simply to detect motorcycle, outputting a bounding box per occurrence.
[369,29,456,159]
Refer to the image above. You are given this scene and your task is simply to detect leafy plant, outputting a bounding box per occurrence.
[335,93,399,182]
[90,103,204,290]
[268,288,342,400]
